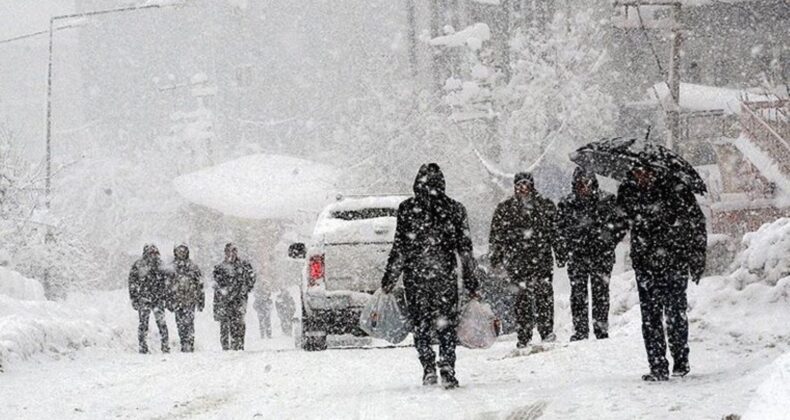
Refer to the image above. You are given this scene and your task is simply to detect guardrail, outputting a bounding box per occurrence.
[740,100,790,178]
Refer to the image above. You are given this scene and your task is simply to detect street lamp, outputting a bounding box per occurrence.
[44,1,186,208]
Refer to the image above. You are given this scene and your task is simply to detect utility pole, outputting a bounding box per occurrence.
[613,0,683,150]
[44,2,184,208]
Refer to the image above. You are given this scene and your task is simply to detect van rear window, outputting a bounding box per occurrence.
[330,208,397,220]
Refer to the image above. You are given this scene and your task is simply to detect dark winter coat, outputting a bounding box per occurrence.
[381,164,478,320]
[558,168,627,268]
[129,255,168,310]
[213,259,256,321]
[617,176,707,282]
[167,256,204,312]
[489,192,565,280]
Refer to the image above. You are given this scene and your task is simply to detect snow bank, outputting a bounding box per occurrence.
[0,266,46,301]
[173,154,340,220]
[729,218,790,288]
[744,352,790,420]
[0,270,128,369]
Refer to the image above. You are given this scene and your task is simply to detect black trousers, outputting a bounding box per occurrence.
[220,314,246,351]
[407,284,458,373]
[138,306,169,353]
[174,308,196,352]
[568,260,612,339]
[635,269,690,375]
[513,275,554,345]
[413,312,458,373]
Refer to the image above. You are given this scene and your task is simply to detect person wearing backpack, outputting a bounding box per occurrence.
[167,244,204,352]
[381,163,479,389]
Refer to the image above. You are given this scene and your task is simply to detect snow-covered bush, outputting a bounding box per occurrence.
[729,218,790,289]
[0,269,127,369]
[0,124,99,298]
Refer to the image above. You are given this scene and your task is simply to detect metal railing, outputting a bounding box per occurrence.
[740,100,790,178]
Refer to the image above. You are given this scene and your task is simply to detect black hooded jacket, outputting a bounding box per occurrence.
[617,175,707,281]
[213,256,256,320]
[558,168,626,267]
[381,164,478,312]
[489,182,564,279]
[167,245,204,311]
[129,245,168,309]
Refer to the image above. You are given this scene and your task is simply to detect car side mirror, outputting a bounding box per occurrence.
[288,243,306,259]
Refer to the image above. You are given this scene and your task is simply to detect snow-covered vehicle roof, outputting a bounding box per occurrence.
[173,154,340,220]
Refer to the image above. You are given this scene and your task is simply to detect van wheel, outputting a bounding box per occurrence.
[302,332,327,351]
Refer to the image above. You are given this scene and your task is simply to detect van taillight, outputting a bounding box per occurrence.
[308,255,324,286]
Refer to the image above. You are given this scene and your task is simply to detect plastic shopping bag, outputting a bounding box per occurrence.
[359,288,412,344]
[457,299,499,349]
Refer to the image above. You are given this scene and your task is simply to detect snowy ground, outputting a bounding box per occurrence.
[1,283,788,419]
[1,219,789,419]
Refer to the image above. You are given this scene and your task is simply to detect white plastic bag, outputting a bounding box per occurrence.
[359,288,411,344]
[457,300,499,349]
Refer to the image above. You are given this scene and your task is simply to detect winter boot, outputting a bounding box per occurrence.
[641,371,669,382]
[672,362,690,377]
[440,367,459,389]
[570,333,587,342]
[542,333,557,343]
[422,367,438,386]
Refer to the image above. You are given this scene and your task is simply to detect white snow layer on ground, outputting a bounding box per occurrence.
[0,266,46,301]
[173,154,340,220]
[1,219,789,418]
[0,269,128,367]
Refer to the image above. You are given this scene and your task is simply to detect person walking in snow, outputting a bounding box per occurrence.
[381,163,479,389]
[166,244,204,352]
[489,172,565,348]
[558,168,626,341]
[617,166,707,381]
[275,288,296,336]
[129,244,170,354]
[213,243,256,351]
[253,281,273,339]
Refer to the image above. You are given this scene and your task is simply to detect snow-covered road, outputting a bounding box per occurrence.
[0,329,784,419]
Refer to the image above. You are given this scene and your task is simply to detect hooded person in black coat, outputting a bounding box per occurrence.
[129,244,170,354]
[489,172,565,348]
[381,163,478,389]
[213,243,256,351]
[167,244,204,352]
[558,168,626,341]
[617,166,707,381]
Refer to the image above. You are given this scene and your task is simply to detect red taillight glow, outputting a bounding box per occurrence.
[308,255,324,286]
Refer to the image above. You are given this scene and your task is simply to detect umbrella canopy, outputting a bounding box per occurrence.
[569,137,707,194]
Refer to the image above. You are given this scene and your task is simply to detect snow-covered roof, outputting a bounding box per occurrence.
[173,154,340,220]
[645,83,775,115]
[429,23,490,51]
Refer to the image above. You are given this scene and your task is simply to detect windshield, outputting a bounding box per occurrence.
[330,207,398,220]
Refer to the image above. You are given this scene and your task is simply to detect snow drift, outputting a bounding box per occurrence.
[0,269,127,369]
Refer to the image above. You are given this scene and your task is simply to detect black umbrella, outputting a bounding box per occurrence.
[569,137,707,194]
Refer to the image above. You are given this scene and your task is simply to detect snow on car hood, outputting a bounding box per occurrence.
[173,154,340,220]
